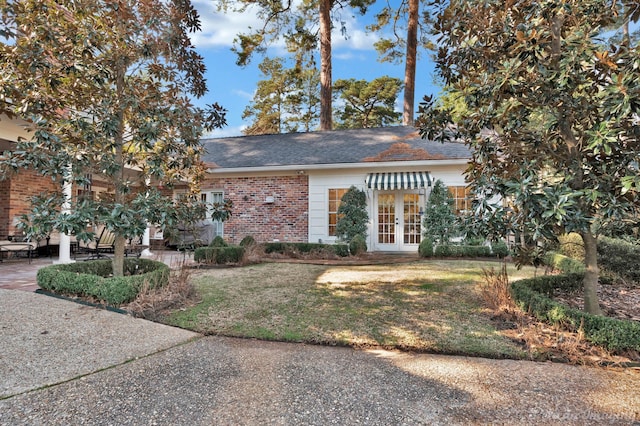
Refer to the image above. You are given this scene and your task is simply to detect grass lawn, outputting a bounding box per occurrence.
[166,259,538,359]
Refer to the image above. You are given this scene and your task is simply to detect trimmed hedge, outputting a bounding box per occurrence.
[37,259,169,306]
[510,252,640,353]
[512,278,640,352]
[543,252,586,274]
[194,245,245,264]
[348,235,367,256]
[597,237,640,282]
[491,240,510,258]
[434,244,491,258]
[263,242,349,257]
[418,238,434,258]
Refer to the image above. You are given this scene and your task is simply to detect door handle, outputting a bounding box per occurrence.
[395,217,399,225]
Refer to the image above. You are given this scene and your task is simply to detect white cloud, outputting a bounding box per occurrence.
[232,89,254,100]
[191,1,264,48]
[191,1,378,52]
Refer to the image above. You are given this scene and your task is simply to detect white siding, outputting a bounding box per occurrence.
[307,164,468,251]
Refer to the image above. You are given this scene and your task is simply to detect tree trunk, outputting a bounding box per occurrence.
[112,59,126,277]
[403,0,418,126]
[319,0,332,130]
[580,231,602,315]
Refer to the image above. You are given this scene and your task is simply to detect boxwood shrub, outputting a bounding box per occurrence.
[510,252,640,353]
[418,238,434,258]
[194,245,245,264]
[37,259,169,306]
[597,237,640,282]
[263,242,349,257]
[434,244,491,258]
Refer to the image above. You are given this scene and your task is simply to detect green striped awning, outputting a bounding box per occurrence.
[365,171,432,190]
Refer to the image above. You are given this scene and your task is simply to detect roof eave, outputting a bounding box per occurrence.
[206,159,470,174]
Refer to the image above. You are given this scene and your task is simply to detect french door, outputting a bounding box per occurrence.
[375,191,422,251]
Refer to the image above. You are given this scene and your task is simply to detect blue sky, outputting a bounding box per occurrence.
[190,0,440,137]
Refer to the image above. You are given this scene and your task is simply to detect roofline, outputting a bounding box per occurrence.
[206,159,470,174]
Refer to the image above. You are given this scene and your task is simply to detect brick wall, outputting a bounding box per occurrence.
[202,175,309,244]
[0,169,57,239]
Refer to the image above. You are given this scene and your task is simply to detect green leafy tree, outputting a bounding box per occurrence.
[242,56,320,135]
[419,0,640,314]
[216,0,375,130]
[333,77,403,129]
[422,179,457,245]
[366,0,436,125]
[0,0,226,276]
[335,186,368,242]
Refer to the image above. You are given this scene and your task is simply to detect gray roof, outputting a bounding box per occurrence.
[201,126,471,170]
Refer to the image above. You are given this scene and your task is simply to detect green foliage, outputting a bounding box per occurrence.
[597,237,640,282]
[511,277,640,353]
[490,240,510,259]
[37,259,169,305]
[418,237,434,257]
[557,233,585,261]
[418,1,640,314]
[263,242,349,257]
[239,235,257,247]
[348,234,367,256]
[209,236,228,248]
[435,244,491,258]
[242,56,320,135]
[194,246,245,264]
[423,179,457,245]
[335,186,369,242]
[0,0,227,277]
[333,77,403,129]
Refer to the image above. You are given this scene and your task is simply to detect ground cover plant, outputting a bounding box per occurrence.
[165,260,538,358]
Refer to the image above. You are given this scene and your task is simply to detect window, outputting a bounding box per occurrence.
[201,191,225,237]
[328,188,348,237]
[448,186,472,215]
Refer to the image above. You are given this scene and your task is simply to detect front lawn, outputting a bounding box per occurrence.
[166,260,538,359]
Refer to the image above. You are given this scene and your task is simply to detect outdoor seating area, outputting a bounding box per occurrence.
[0,240,37,263]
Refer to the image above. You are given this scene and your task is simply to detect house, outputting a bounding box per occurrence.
[1,118,472,256]
[199,126,472,252]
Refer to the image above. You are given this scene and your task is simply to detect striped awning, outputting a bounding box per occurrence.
[365,171,432,190]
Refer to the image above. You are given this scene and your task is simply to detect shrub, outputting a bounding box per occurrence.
[37,259,169,305]
[423,179,457,244]
[557,233,585,261]
[511,277,640,352]
[348,234,367,255]
[491,240,510,258]
[239,235,256,247]
[335,186,368,242]
[434,244,490,258]
[543,252,586,275]
[434,244,453,257]
[418,238,434,257]
[209,236,228,248]
[597,237,640,282]
[194,246,244,264]
[263,242,349,258]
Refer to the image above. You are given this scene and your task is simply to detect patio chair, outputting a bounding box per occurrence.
[77,226,115,260]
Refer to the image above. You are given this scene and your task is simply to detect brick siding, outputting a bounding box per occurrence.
[202,175,309,244]
[0,170,57,239]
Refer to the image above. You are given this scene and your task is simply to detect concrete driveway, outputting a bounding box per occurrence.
[1,289,639,425]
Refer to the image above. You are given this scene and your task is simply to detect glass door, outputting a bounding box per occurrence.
[375,191,423,251]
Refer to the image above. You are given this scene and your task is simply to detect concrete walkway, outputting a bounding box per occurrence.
[1,254,638,424]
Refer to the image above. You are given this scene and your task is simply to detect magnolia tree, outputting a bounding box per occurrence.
[0,0,227,276]
[419,0,640,314]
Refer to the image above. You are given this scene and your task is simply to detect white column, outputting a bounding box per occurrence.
[55,165,75,264]
[141,226,152,257]
[140,176,152,257]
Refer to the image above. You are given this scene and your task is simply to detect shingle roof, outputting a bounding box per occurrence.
[201,126,471,169]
